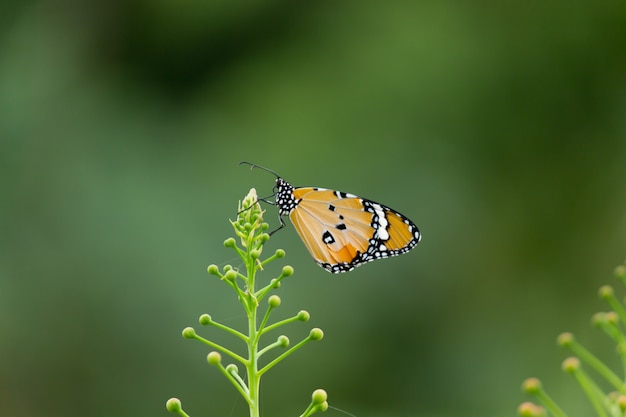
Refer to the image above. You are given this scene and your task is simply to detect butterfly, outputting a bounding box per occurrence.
[240,162,421,273]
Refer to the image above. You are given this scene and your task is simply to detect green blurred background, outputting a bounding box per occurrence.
[2,1,626,416]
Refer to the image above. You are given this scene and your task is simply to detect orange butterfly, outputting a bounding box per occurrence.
[241,162,421,273]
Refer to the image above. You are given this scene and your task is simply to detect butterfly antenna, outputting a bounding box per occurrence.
[239,161,281,178]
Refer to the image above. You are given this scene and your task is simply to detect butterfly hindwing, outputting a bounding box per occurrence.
[276,178,420,273]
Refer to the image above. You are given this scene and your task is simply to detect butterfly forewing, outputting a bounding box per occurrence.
[289,189,370,265]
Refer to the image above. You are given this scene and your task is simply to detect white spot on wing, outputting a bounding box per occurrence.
[372,204,389,240]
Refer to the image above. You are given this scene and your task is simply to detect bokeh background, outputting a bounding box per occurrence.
[2,1,626,416]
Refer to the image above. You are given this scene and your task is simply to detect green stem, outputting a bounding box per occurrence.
[569,341,625,393]
[572,367,609,417]
[191,334,247,364]
[259,334,314,377]
[261,315,303,336]
[207,319,248,342]
[216,363,252,407]
[246,256,260,417]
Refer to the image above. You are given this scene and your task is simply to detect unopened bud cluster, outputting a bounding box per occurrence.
[519,260,626,417]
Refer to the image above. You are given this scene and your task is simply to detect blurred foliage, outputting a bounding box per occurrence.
[1,1,626,416]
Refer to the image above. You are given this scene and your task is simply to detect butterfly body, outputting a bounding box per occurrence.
[272,176,421,273]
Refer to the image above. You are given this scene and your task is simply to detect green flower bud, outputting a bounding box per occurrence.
[207,351,221,365]
[278,335,289,347]
[599,285,614,299]
[182,327,196,338]
[224,270,237,282]
[207,264,220,275]
[521,378,541,394]
[561,357,580,373]
[311,389,327,404]
[224,238,236,248]
[557,332,573,347]
[199,314,211,325]
[606,311,619,325]
[297,310,310,321]
[309,328,324,341]
[517,402,545,417]
[592,312,606,326]
[166,398,182,413]
[268,295,281,308]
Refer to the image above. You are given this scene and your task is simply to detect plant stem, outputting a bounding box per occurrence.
[247,254,260,417]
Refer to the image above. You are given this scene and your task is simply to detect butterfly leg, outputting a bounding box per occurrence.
[268,214,286,236]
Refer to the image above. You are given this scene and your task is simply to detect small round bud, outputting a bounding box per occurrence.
[182,327,196,338]
[166,398,182,413]
[615,264,626,279]
[278,335,289,347]
[617,394,626,411]
[297,310,310,321]
[282,266,294,277]
[562,357,580,373]
[199,314,212,325]
[312,389,327,404]
[250,249,261,260]
[592,312,606,326]
[224,265,233,272]
[309,328,324,340]
[207,351,221,365]
[268,295,281,308]
[225,364,239,374]
[557,332,573,347]
[259,233,270,243]
[224,238,236,248]
[275,249,285,258]
[261,223,269,231]
[606,311,619,325]
[521,378,541,394]
[517,402,545,417]
[224,270,237,282]
[599,285,614,299]
[207,264,219,275]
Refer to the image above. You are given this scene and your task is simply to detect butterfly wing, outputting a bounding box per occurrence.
[288,187,420,273]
